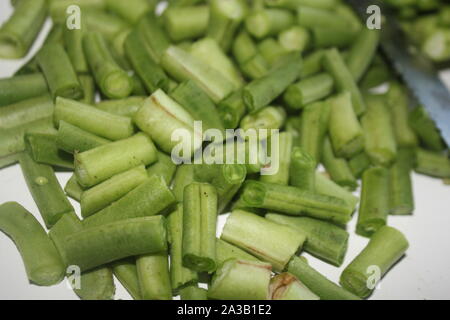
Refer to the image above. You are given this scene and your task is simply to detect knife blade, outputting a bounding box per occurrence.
[347,0,450,146]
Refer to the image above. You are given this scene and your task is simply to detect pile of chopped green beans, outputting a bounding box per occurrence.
[385,0,450,63]
[0,0,449,300]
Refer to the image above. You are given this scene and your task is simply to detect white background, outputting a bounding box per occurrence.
[1,1,450,300]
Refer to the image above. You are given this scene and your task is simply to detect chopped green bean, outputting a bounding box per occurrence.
[134,89,201,156]
[299,101,330,164]
[56,121,110,154]
[362,94,397,167]
[288,256,360,300]
[322,138,358,190]
[328,92,364,159]
[385,82,418,148]
[289,147,315,191]
[55,97,134,141]
[83,32,133,99]
[183,183,218,272]
[243,56,302,113]
[75,133,157,187]
[167,205,198,293]
[0,73,49,107]
[83,175,175,227]
[24,131,74,169]
[245,8,294,39]
[19,153,74,229]
[137,253,172,300]
[171,80,224,133]
[409,105,445,152]
[284,73,334,110]
[0,0,47,58]
[222,209,305,271]
[96,97,145,118]
[37,44,84,100]
[207,0,248,52]
[267,214,348,266]
[215,238,259,267]
[414,148,450,178]
[124,30,170,93]
[236,180,353,225]
[111,258,142,300]
[323,48,366,116]
[389,149,415,215]
[161,46,234,103]
[340,226,409,298]
[269,273,319,300]
[0,202,65,286]
[80,166,148,218]
[65,216,167,272]
[208,259,272,300]
[356,167,390,238]
[163,5,209,42]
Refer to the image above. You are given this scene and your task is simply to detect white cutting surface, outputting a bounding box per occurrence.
[1,2,450,300]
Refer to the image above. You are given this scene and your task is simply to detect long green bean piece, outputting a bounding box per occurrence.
[237,180,353,225]
[65,216,168,272]
[0,202,65,286]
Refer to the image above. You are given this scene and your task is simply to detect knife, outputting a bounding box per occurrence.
[347,0,450,146]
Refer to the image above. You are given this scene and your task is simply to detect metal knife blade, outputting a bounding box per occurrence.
[347,0,450,146]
